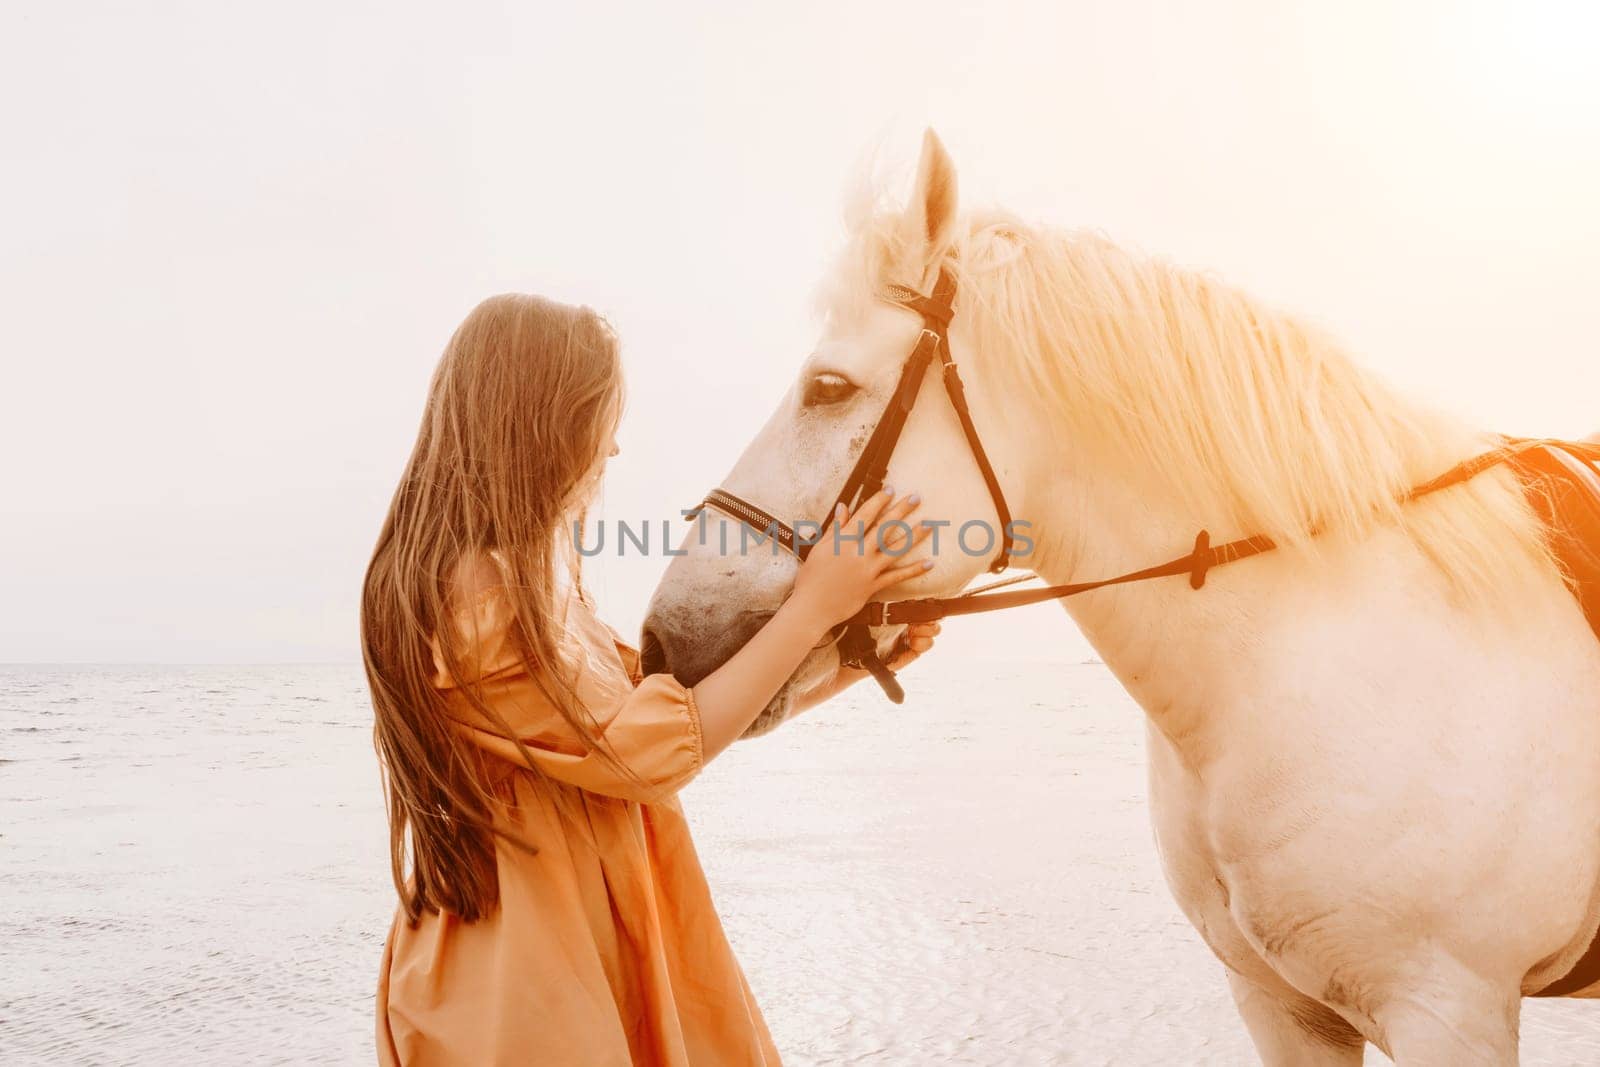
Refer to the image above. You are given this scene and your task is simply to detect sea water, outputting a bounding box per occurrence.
[3,663,1595,1065]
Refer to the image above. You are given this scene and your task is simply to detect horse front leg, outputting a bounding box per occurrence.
[1227,970,1365,1067]
[1367,957,1521,1067]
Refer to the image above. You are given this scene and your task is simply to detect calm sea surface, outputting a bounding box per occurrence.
[4,662,1597,1065]
[2,665,388,1065]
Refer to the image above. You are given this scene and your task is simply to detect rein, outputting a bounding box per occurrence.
[695,262,1600,703]
[855,437,1600,628]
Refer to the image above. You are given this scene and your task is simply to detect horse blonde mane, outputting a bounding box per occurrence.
[823,196,1555,604]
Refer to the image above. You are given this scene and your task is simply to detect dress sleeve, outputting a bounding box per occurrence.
[464,671,707,806]
[603,622,646,685]
[434,591,704,804]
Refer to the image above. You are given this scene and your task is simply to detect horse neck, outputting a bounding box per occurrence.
[1014,426,1437,769]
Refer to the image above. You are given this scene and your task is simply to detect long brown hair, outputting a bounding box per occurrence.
[362,293,628,923]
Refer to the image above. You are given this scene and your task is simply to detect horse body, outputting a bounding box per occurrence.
[1044,458,1600,1061]
[643,131,1600,1063]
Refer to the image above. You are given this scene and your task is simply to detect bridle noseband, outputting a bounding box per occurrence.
[696,266,1014,701]
[692,263,1600,707]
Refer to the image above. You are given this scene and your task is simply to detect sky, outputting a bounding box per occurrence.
[2,0,1597,662]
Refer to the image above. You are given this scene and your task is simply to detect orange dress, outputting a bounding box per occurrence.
[375,588,781,1066]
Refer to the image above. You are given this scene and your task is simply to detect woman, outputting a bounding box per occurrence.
[362,294,939,1065]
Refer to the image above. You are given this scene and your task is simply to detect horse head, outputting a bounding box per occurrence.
[640,131,1035,736]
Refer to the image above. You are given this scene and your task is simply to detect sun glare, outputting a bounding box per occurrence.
[1446,0,1600,133]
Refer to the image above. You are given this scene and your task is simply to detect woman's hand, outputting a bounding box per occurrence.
[784,488,932,635]
[885,621,941,670]
[689,488,932,760]
[792,620,943,713]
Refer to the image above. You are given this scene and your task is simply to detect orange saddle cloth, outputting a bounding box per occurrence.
[1512,440,1600,997]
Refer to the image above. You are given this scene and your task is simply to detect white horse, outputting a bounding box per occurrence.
[643,131,1600,1065]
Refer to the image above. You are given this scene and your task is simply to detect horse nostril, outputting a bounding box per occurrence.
[638,611,779,686]
[639,626,667,677]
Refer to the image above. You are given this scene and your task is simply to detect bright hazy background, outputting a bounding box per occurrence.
[3,0,1596,663]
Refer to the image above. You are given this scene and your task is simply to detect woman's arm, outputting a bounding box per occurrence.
[691,489,931,760]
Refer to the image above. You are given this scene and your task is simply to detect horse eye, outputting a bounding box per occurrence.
[802,372,857,408]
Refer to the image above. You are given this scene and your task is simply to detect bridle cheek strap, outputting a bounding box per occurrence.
[813,327,941,549]
[821,267,1014,700]
[936,336,1013,572]
[830,268,1013,572]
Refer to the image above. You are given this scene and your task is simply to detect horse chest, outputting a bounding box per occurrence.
[1141,707,1393,992]
[1142,722,1277,981]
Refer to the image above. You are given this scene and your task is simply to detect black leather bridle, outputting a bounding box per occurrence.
[694,262,1600,705]
[696,267,1012,701]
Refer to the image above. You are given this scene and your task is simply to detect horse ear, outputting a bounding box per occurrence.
[902,128,959,266]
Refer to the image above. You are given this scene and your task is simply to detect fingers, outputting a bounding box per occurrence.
[900,622,938,654]
[846,485,924,532]
[886,621,940,669]
[874,513,934,567]
[850,488,927,557]
[904,621,940,652]
[845,486,897,531]
[876,490,920,527]
[871,492,922,553]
